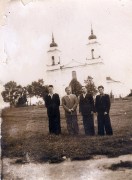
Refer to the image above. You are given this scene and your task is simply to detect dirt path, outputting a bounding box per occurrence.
[2,155,132,180]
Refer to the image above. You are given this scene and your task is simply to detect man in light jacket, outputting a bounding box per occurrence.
[62,87,79,135]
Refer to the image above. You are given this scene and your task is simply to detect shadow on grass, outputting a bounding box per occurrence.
[108,161,132,171]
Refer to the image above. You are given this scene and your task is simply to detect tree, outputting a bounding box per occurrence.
[127,89,132,97]
[31,79,48,98]
[26,85,34,106]
[1,81,28,107]
[84,76,97,96]
[69,78,82,97]
[1,81,17,106]
[26,79,48,105]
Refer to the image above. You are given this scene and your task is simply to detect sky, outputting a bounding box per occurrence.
[0,0,132,92]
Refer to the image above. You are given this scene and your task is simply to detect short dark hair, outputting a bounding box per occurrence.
[98,85,104,89]
[48,85,53,88]
[65,86,71,91]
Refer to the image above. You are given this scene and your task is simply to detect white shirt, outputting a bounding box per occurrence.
[48,93,54,98]
[67,94,71,99]
[83,93,87,98]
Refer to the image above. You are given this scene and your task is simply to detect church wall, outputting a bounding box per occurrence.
[87,42,101,59]
[45,64,127,98]
[46,61,107,97]
[47,50,60,66]
[45,32,128,98]
[46,69,62,94]
[83,63,106,87]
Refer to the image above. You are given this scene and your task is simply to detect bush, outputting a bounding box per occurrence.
[69,79,82,96]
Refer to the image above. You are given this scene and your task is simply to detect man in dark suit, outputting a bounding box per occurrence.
[95,85,113,136]
[44,85,61,135]
[79,86,95,135]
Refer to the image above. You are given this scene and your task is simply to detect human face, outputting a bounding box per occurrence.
[82,87,87,94]
[98,87,104,95]
[48,87,54,94]
[66,88,71,95]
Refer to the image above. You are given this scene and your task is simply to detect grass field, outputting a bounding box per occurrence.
[1,99,132,162]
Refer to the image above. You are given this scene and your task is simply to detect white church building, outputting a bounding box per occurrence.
[45,27,125,98]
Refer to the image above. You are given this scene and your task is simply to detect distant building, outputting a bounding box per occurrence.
[45,27,124,97]
[106,77,124,97]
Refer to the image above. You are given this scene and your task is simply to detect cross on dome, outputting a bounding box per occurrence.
[50,33,58,47]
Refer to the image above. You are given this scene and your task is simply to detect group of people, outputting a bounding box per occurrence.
[44,85,113,136]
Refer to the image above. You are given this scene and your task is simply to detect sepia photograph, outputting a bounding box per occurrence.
[0,0,132,179]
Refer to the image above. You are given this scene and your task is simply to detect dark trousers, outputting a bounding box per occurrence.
[66,115,79,135]
[48,115,61,135]
[82,114,95,135]
[97,113,113,135]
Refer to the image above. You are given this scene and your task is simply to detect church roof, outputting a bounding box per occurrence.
[50,33,58,47]
[106,76,121,83]
[47,49,61,53]
[47,58,104,71]
[61,59,84,69]
[61,59,103,69]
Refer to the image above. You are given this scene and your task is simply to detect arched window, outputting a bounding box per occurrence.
[52,56,55,65]
[91,49,94,59]
[58,56,60,64]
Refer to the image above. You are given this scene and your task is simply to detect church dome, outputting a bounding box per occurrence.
[50,34,58,47]
[88,28,97,40]
[50,41,58,47]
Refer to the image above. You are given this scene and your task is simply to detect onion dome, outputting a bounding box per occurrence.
[50,33,58,47]
[88,26,97,40]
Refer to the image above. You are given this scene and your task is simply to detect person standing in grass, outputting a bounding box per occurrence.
[79,86,95,136]
[95,85,113,136]
[62,87,79,135]
[44,85,61,135]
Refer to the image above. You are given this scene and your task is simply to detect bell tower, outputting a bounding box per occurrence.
[86,25,102,61]
[47,33,61,71]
